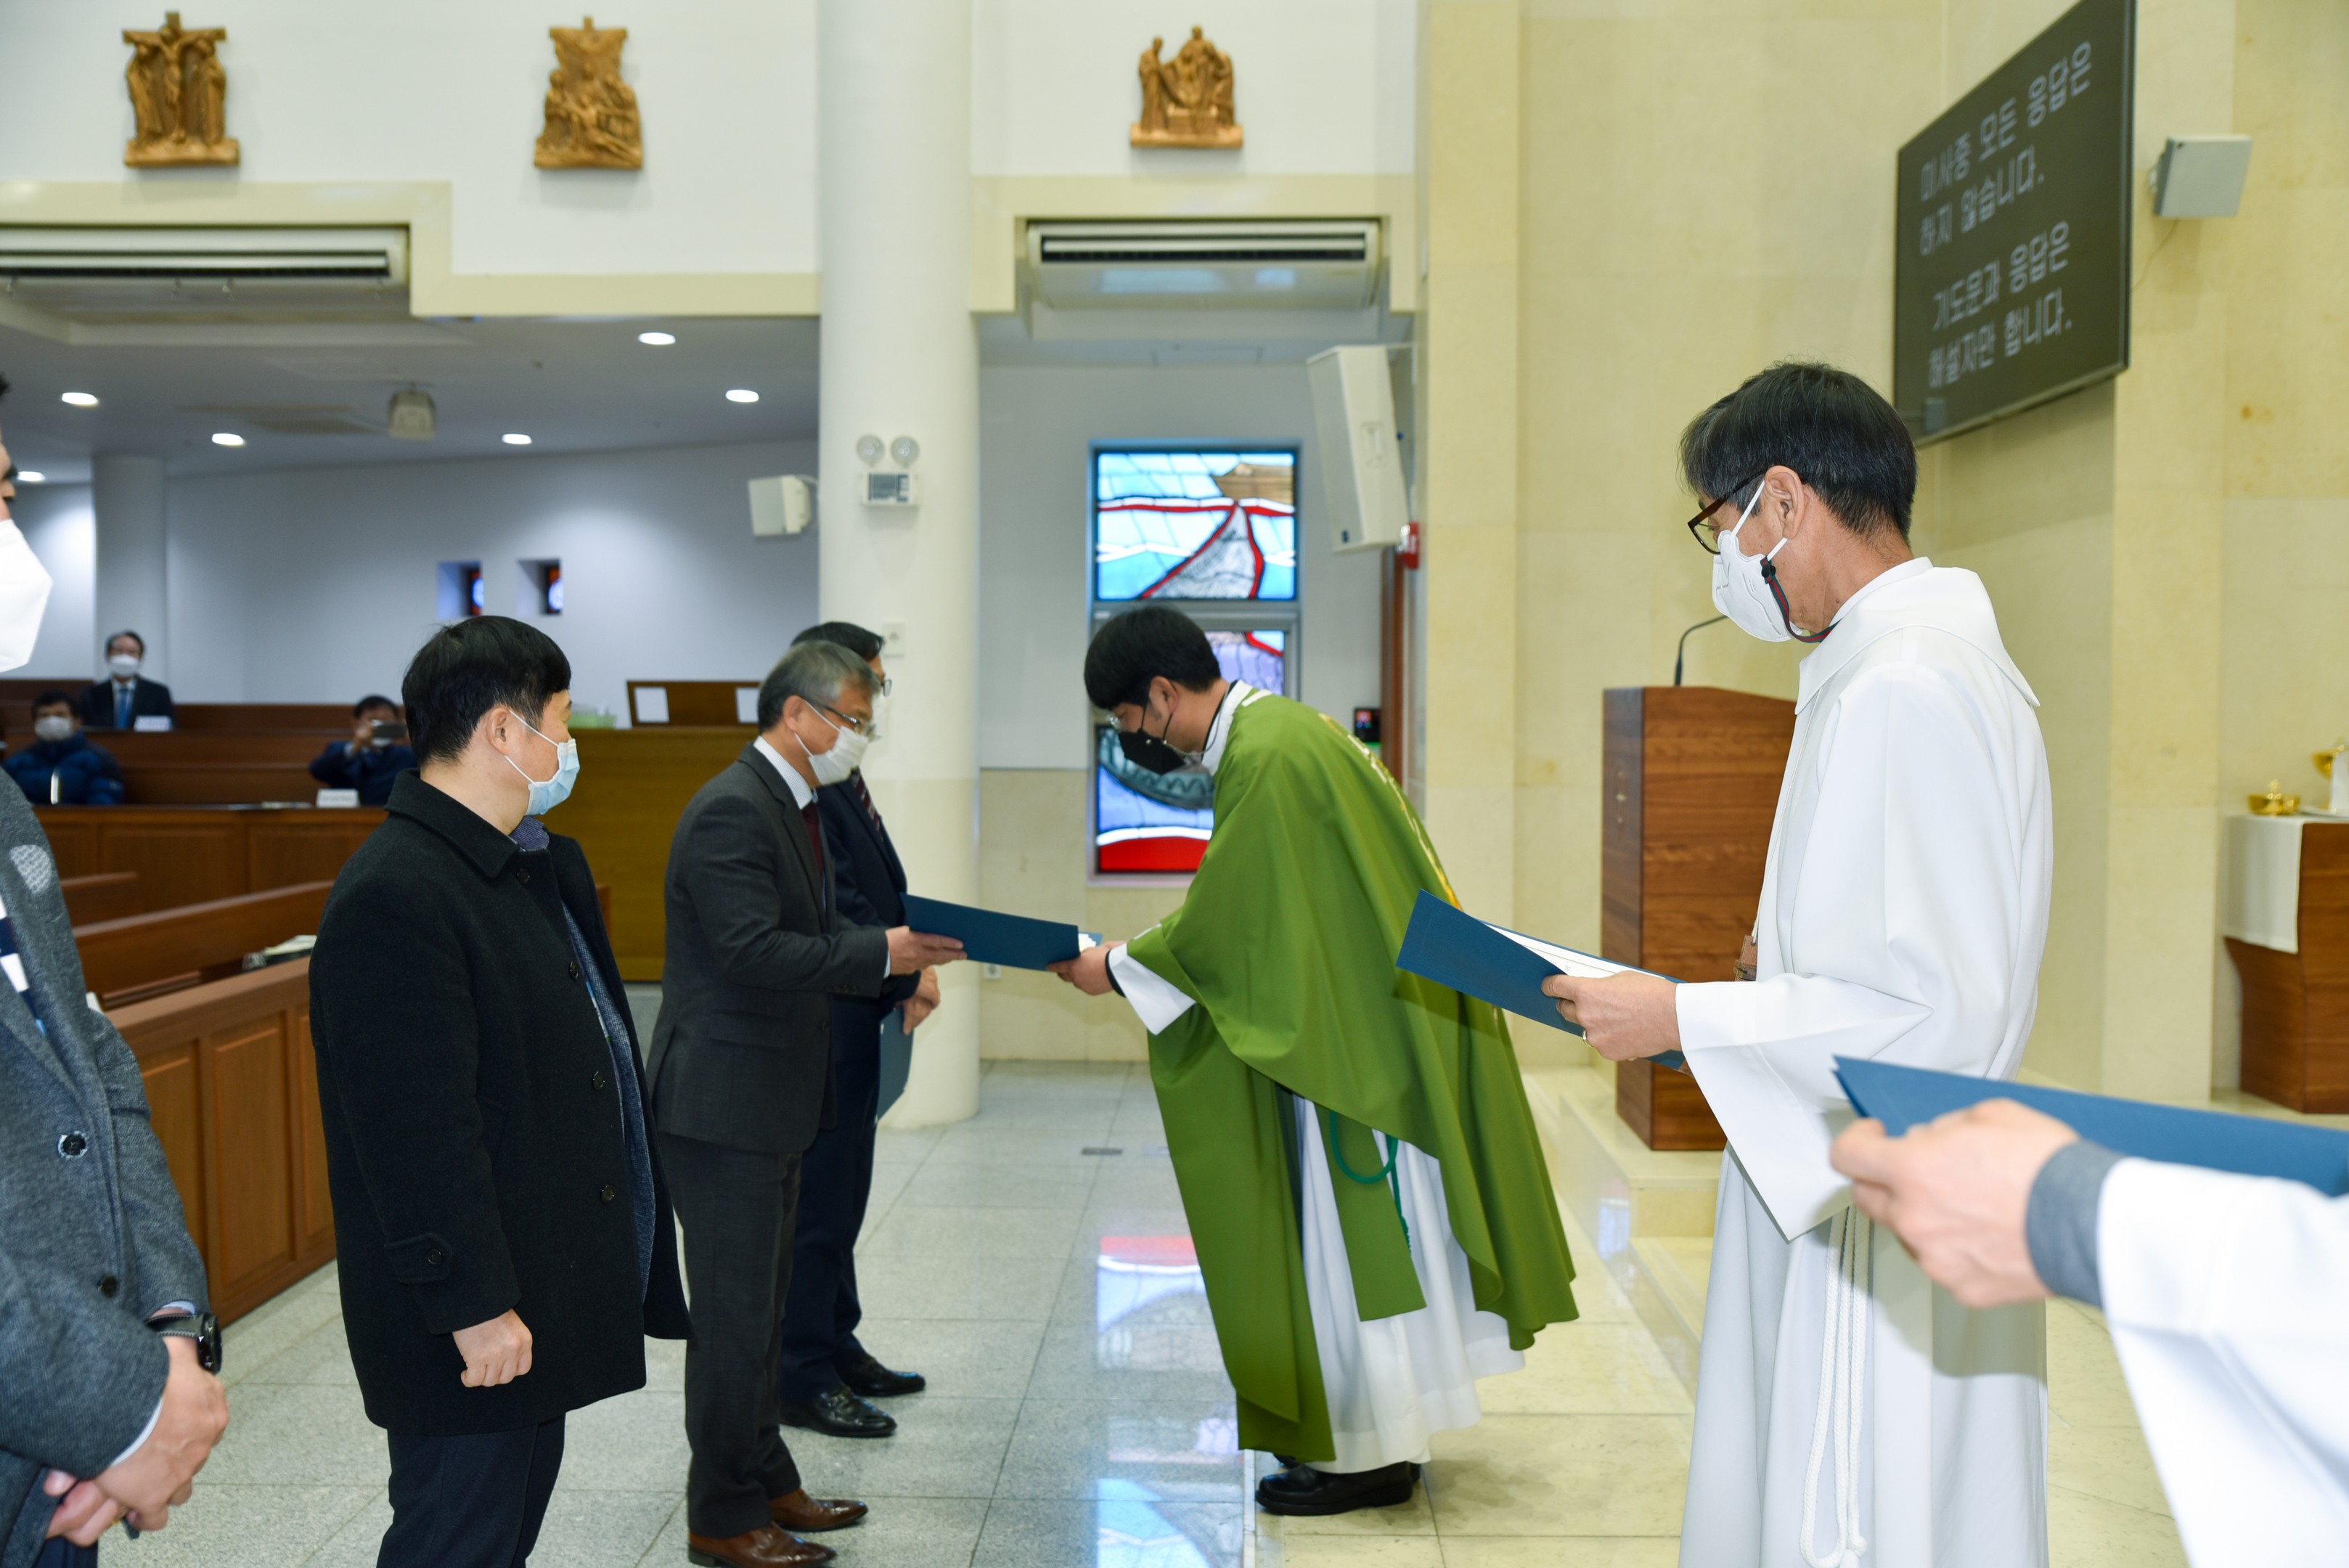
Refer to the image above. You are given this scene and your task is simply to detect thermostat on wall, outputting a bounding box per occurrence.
[864,471,920,507]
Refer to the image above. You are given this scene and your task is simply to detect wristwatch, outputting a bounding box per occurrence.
[148,1311,224,1374]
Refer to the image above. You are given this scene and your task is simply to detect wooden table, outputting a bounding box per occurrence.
[2223,813,2349,1111]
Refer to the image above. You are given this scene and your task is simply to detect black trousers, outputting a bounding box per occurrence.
[778,999,885,1400]
[32,1539,97,1567]
[379,1417,565,1568]
[659,1130,805,1538]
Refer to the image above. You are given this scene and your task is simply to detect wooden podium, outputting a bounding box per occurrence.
[2225,816,2349,1111]
[1602,685,1795,1149]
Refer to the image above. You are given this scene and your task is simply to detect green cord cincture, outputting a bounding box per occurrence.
[1323,1106,1410,1251]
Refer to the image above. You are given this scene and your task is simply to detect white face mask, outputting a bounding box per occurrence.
[1710,483,1810,642]
[33,715,73,744]
[0,522,54,674]
[803,704,870,787]
[107,652,141,679]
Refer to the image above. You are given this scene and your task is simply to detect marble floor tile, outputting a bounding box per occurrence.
[897,1159,1100,1210]
[1472,1322,1691,1417]
[1438,1539,1683,1567]
[197,1381,388,1487]
[1024,1311,1235,1404]
[303,1491,396,1568]
[1426,1415,1693,1538]
[105,1484,375,1568]
[788,1395,1024,1500]
[526,1488,682,1567]
[2046,1483,2190,1568]
[855,1249,1068,1322]
[1259,1481,1437,1538]
[2050,1421,2173,1517]
[2048,1299,2144,1430]
[851,1315,1048,1399]
[1262,1535,1447,1567]
[636,1493,987,1567]
[994,1397,1244,1501]
[218,1263,345,1387]
[873,1123,945,1162]
[863,1202,1085,1260]
[974,1497,1246,1568]
[557,1389,692,1493]
[923,1122,1122,1167]
[235,1320,359,1387]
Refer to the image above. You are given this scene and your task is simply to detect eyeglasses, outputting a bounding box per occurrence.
[1683,470,1767,555]
[819,702,877,738]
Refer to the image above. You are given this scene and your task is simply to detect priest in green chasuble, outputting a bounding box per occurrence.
[1050,606,1579,1517]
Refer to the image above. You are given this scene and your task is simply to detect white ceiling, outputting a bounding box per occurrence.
[0,314,820,484]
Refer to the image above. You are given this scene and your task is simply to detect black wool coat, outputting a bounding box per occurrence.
[309,772,689,1437]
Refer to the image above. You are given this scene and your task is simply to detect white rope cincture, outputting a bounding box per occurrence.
[1799,1207,1874,1568]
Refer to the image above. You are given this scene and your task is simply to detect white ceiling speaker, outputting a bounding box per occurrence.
[1309,345,1410,554]
[387,388,436,441]
[748,474,817,537]
[2152,136,2253,219]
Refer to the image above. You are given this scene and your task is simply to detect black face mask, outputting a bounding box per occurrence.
[1116,698,1192,775]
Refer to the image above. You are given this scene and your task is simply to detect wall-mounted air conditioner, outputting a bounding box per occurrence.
[0,227,408,324]
[1025,220,1381,314]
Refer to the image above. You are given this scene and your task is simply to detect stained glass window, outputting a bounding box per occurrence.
[1093,629,1286,875]
[1094,449,1297,602]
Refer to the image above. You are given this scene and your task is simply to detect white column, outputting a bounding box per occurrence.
[819,0,980,1126]
[91,454,168,682]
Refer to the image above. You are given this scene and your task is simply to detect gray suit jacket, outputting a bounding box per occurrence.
[647,746,889,1156]
[0,785,208,1568]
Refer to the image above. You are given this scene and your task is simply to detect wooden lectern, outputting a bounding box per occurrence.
[2226,817,2349,1111]
[1602,686,1795,1149]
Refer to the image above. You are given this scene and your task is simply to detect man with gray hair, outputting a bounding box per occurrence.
[647,640,962,1568]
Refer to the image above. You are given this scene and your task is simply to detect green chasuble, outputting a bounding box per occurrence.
[1123,687,1578,1461]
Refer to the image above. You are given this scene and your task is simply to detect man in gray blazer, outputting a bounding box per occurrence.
[0,390,229,1568]
[647,640,960,1568]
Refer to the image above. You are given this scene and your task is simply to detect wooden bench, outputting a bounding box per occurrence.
[59,871,142,924]
[38,805,385,911]
[75,882,333,1008]
[117,960,333,1324]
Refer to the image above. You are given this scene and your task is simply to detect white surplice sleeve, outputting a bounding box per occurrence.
[1109,941,1196,1034]
[2097,1159,2349,1567]
[1677,656,2046,1233]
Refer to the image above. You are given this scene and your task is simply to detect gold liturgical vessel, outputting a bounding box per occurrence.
[2250,780,2300,816]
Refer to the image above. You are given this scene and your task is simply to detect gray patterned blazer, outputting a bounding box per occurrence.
[0,784,208,1568]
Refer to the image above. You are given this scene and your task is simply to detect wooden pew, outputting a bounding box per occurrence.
[75,882,333,1008]
[38,806,384,911]
[116,960,333,1325]
[59,871,142,924]
[560,727,756,981]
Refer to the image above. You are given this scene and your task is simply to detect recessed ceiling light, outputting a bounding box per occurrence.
[725,388,759,404]
[15,472,44,484]
[211,432,245,447]
[638,330,676,346]
[503,433,533,446]
[60,392,97,408]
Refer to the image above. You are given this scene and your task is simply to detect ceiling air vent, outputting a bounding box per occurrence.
[1026,221,1381,313]
[0,227,409,326]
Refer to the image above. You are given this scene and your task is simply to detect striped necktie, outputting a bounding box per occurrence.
[847,772,884,836]
[0,890,44,1033]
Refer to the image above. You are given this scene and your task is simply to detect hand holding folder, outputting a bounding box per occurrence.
[1394,891,1687,1071]
[1836,1056,2349,1196]
[900,894,1098,973]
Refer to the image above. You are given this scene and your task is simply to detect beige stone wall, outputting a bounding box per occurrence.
[1411,0,2321,1100]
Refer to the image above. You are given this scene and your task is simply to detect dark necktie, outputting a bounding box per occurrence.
[801,801,826,887]
[847,772,885,836]
[114,685,132,731]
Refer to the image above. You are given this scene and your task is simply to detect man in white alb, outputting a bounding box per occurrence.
[1547,362,2054,1567]
[1833,1096,2349,1568]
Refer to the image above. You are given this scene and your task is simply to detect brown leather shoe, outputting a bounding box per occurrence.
[686,1524,836,1567]
[769,1487,868,1532]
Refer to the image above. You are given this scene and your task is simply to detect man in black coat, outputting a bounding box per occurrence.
[648,640,960,1568]
[776,623,938,1440]
[75,633,173,732]
[309,617,689,1568]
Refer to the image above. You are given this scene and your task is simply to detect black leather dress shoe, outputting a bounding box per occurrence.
[779,1384,897,1438]
[1254,1460,1417,1516]
[836,1352,926,1397]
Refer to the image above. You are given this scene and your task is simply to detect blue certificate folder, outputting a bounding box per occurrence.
[899,894,1095,973]
[1836,1056,2349,1196]
[1395,890,1688,1073]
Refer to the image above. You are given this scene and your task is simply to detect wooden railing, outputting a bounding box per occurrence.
[59,871,142,924]
[117,960,334,1325]
[37,806,383,912]
[75,883,332,1008]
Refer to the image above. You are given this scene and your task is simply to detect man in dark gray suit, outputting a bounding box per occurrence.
[0,386,228,1568]
[648,640,961,1568]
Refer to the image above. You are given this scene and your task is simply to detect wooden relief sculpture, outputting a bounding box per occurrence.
[1132,26,1241,149]
[122,12,239,167]
[534,16,643,169]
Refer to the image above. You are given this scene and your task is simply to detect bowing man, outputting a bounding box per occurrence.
[1546,363,2056,1568]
